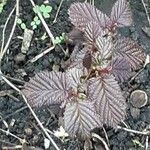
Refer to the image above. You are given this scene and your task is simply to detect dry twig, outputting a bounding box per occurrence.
[0,128,25,144]
[29,45,55,63]
[53,0,64,23]
[0,0,60,150]
[1,75,60,150]
[92,0,95,5]
[0,139,16,147]
[28,0,57,63]
[102,127,110,147]
[141,0,150,26]
[7,94,20,102]
[0,90,14,97]
[0,5,16,54]
[92,133,110,150]
[2,145,23,150]
[145,136,149,150]
[0,3,18,62]
[117,126,150,136]
[0,106,28,123]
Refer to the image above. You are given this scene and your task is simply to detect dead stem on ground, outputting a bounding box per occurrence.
[141,0,150,26]
[0,5,16,54]
[103,127,110,147]
[117,126,150,136]
[92,133,110,150]
[53,0,64,23]
[0,106,28,123]
[0,0,60,150]
[29,45,55,63]
[0,128,26,144]
[145,136,149,150]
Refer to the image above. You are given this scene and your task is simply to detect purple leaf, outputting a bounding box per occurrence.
[66,68,87,90]
[22,71,70,107]
[83,50,92,69]
[110,0,132,27]
[96,36,113,60]
[114,37,146,69]
[88,75,126,127]
[68,2,110,31]
[110,57,131,82]
[94,36,113,68]
[64,101,101,139]
[69,45,90,69]
[67,68,88,102]
[84,22,105,46]
[67,28,84,45]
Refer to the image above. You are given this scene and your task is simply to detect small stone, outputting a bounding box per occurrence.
[14,53,26,64]
[130,90,148,108]
[130,107,140,119]
[25,128,32,136]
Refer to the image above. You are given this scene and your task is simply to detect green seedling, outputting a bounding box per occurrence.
[54,37,61,45]
[40,4,52,18]
[41,32,47,40]
[31,16,41,30]
[33,4,52,19]
[0,0,7,14]
[132,139,144,148]
[54,33,66,45]
[31,4,52,30]
[17,18,27,30]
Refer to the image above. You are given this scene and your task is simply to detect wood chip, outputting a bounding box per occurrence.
[21,29,34,54]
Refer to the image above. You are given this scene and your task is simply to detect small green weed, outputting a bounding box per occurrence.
[54,33,66,45]
[33,4,52,19]
[17,3,65,45]
[31,4,52,30]
[17,18,27,30]
[132,139,144,148]
[31,16,41,30]
[0,0,7,14]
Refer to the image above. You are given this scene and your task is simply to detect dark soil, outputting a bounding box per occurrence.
[0,0,150,149]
